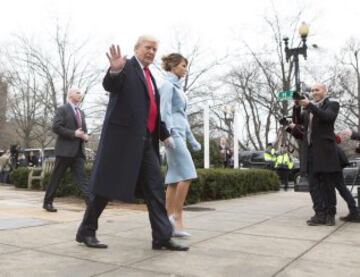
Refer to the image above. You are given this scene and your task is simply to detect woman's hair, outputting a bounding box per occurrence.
[161,53,188,71]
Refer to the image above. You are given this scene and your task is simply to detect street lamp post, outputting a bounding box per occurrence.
[283,22,309,95]
[223,105,240,168]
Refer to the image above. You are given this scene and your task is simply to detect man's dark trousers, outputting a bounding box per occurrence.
[44,147,90,205]
[307,146,337,217]
[276,168,289,190]
[78,134,172,242]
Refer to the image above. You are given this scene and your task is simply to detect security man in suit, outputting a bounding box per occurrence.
[43,88,91,212]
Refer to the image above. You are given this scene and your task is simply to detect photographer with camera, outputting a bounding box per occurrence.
[287,83,341,226]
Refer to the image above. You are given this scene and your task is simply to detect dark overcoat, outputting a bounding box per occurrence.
[290,98,341,173]
[91,57,170,202]
[53,103,87,158]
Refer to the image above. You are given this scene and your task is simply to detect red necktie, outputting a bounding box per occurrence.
[75,107,82,128]
[143,67,157,133]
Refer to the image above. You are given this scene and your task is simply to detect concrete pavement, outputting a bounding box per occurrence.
[0,184,360,277]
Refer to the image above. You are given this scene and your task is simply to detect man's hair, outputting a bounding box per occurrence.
[312,83,327,92]
[134,35,159,50]
[67,87,81,100]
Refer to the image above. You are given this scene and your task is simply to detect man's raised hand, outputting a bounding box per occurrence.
[106,44,127,71]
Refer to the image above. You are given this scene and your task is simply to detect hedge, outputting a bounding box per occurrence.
[185,168,280,204]
[10,166,280,204]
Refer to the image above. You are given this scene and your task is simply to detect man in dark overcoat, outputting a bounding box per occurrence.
[76,35,188,251]
[289,83,341,226]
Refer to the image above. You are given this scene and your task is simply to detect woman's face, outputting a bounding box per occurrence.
[171,59,187,79]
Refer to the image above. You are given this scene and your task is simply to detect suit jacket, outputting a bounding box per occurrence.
[53,103,87,158]
[290,98,341,173]
[91,56,170,202]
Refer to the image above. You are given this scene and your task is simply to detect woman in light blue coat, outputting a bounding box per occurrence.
[160,53,201,237]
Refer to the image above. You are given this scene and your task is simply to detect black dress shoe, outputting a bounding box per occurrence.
[152,239,189,251]
[325,215,335,226]
[340,212,360,222]
[306,214,325,226]
[43,203,57,212]
[76,233,108,248]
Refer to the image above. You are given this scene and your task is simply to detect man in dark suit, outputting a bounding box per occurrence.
[43,88,91,212]
[76,36,188,251]
[289,83,341,226]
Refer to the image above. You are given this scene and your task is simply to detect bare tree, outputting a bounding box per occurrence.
[6,69,42,147]
[333,39,360,131]
[217,10,307,151]
[2,22,102,148]
[0,75,8,148]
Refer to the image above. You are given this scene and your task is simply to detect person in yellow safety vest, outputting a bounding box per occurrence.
[264,143,276,169]
[274,150,294,190]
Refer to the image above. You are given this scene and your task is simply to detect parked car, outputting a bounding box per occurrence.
[238,150,300,182]
[343,159,360,187]
[294,159,360,192]
[23,147,95,166]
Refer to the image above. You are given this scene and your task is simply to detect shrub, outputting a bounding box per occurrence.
[189,136,224,168]
[10,165,280,205]
[10,167,30,188]
[186,168,280,204]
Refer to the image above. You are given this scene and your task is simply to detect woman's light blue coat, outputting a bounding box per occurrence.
[159,72,200,184]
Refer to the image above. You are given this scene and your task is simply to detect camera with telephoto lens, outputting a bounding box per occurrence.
[293,83,311,101]
[292,91,306,100]
[279,117,291,126]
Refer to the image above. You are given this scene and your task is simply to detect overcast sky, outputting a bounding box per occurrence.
[1,0,360,132]
[1,0,360,57]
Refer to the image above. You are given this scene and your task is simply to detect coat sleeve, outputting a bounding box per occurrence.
[307,101,339,123]
[52,107,76,139]
[185,120,197,145]
[159,82,174,133]
[102,65,127,94]
[286,124,305,140]
[292,105,303,124]
[159,120,170,141]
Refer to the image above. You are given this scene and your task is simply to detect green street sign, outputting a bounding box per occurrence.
[277,90,294,101]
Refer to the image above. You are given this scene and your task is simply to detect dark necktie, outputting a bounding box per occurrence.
[143,67,157,133]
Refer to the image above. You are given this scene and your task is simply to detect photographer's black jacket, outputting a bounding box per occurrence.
[288,98,341,173]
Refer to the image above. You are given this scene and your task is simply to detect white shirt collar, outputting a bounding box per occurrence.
[135,56,147,70]
[68,101,79,112]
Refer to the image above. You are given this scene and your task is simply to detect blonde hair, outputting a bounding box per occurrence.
[134,35,159,50]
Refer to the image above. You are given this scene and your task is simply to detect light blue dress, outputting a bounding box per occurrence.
[159,72,200,185]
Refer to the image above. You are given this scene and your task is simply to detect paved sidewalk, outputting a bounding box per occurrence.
[0,185,360,277]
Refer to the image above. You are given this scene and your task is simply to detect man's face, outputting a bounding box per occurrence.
[69,90,82,104]
[135,41,158,67]
[310,84,326,102]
